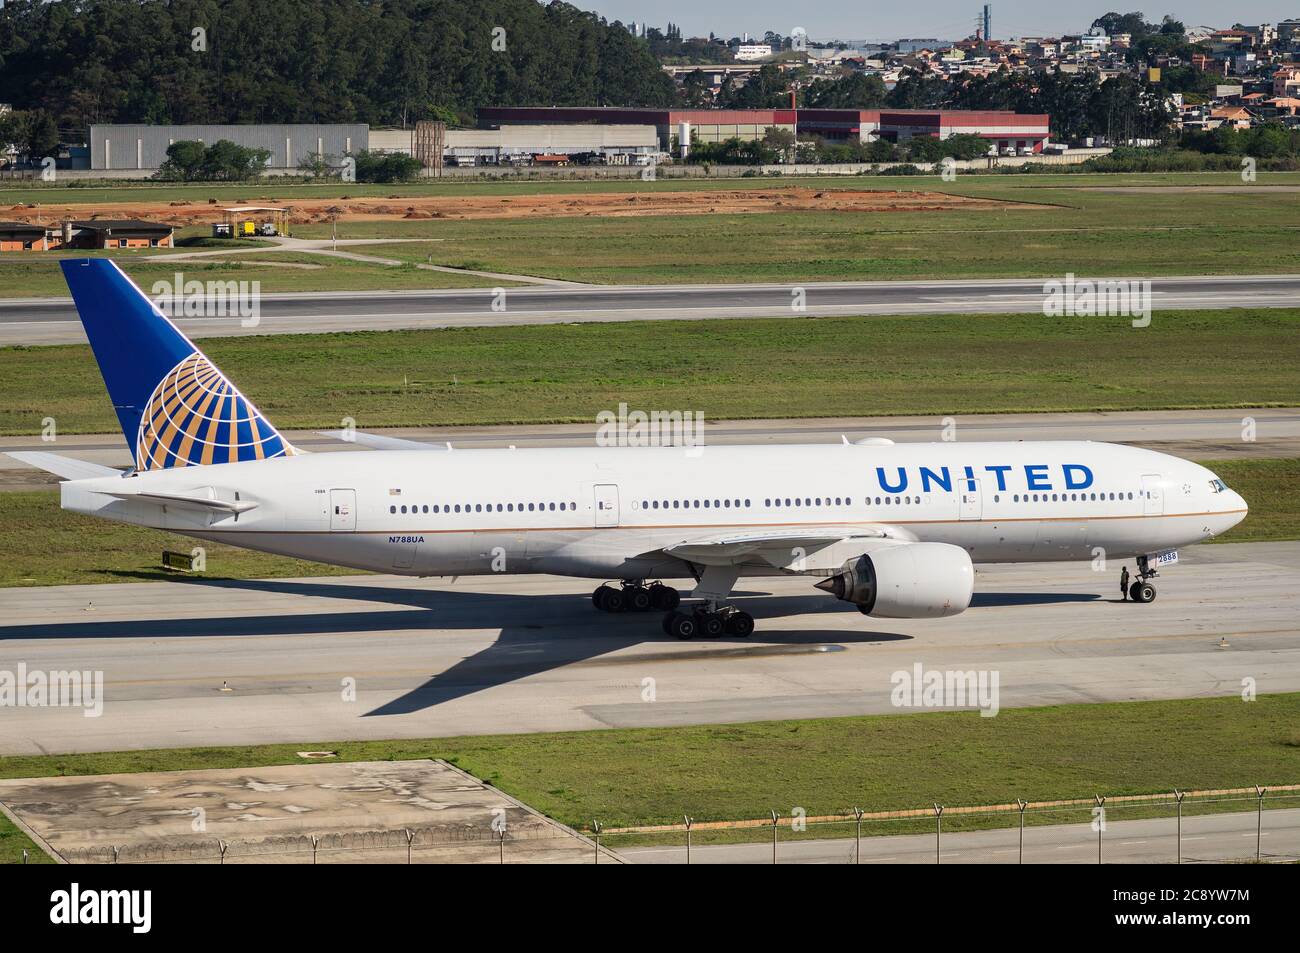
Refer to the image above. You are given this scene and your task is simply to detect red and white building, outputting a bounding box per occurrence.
[477,107,1052,155]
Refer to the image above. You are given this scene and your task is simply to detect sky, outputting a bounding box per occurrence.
[579,1,1297,42]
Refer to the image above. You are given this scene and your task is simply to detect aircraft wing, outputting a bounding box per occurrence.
[5,451,122,481]
[316,430,450,451]
[655,526,900,569]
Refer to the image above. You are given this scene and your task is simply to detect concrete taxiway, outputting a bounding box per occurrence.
[2,408,1293,491]
[619,807,1300,864]
[0,540,1296,756]
[3,273,1300,345]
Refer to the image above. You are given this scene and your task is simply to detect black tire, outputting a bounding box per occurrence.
[725,611,755,637]
[627,586,653,612]
[592,586,607,610]
[1135,582,1156,604]
[650,585,681,612]
[699,612,726,638]
[670,613,697,640]
[602,587,626,612]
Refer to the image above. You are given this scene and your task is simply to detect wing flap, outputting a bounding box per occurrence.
[658,526,895,568]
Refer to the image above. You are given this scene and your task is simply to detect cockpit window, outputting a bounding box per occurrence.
[1209,479,1227,494]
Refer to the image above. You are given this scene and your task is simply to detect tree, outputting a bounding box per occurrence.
[351,150,423,182]
[157,140,208,180]
[803,73,887,109]
[0,0,678,128]
[717,64,791,108]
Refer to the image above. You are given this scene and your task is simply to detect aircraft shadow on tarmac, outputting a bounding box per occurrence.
[0,577,1099,717]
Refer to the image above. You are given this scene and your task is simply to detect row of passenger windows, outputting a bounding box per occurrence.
[386,490,1143,518]
[389,501,577,515]
[1002,491,1137,503]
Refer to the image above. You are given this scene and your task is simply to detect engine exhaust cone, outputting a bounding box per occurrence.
[814,575,845,599]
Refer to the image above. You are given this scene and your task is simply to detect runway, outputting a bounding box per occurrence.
[0,540,1297,756]
[3,273,1300,345]
[3,408,1294,491]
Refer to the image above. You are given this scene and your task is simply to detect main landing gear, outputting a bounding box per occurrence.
[661,604,755,640]
[592,581,680,614]
[590,581,755,639]
[1128,555,1158,604]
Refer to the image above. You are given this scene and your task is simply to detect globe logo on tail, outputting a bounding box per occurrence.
[136,352,295,470]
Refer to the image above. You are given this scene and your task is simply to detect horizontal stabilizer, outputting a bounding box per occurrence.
[317,430,449,451]
[5,451,122,482]
[96,489,258,514]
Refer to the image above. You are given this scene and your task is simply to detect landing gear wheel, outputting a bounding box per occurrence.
[625,585,653,612]
[724,610,755,637]
[593,584,625,612]
[649,583,681,612]
[1130,581,1156,604]
[698,611,726,639]
[668,612,698,640]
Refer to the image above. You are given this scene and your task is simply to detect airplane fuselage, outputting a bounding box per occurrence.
[60,440,1248,581]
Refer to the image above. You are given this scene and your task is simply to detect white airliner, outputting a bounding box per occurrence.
[11,260,1248,638]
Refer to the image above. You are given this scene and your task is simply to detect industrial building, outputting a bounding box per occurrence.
[372,124,657,166]
[476,107,1051,155]
[89,124,368,171]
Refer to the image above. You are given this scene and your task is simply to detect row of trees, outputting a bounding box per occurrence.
[688,128,995,165]
[158,140,425,181]
[0,0,676,139]
[0,108,60,159]
[698,65,1176,144]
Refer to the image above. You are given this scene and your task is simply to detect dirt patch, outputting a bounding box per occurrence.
[4,187,1039,228]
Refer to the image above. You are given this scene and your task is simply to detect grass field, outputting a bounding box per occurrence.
[2,693,1297,862]
[0,249,506,297]
[288,180,1300,284]
[5,170,1300,206]
[0,457,1293,587]
[2,173,1299,294]
[2,309,1297,437]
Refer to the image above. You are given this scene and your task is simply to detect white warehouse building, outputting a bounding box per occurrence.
[371,124,658,166]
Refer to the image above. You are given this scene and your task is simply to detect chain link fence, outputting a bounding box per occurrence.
[594,784,1300,864]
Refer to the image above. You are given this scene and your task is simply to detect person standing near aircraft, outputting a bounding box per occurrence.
[1120,566,1131,602]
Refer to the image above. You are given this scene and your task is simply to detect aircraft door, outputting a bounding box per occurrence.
[330,489,357,531]
[1140,474,1164,516]
[594,484,620,527]
[959,478,982,520]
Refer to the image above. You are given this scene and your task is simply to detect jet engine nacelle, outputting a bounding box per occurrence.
[815,542,973,618]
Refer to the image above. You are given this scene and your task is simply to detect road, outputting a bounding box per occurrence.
[3,408,1294,491]
[0,540,1296,756]
[3,273,1300,345]
[618,807,1300,864]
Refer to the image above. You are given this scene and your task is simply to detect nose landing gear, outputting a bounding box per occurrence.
[1128,555,1158,604]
